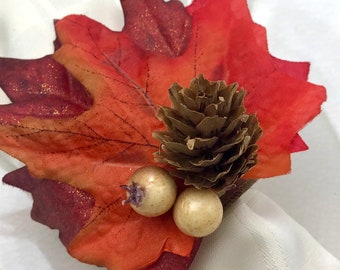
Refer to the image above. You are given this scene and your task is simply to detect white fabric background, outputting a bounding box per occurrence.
[0,0,339,269]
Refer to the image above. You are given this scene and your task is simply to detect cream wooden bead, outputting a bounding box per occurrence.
[173,187,223,237]
[123,166,177,217]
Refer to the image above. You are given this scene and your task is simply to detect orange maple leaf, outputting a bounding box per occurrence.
[0,0,326,269]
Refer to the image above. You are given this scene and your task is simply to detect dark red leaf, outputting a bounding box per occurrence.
[121,0,192,57]
[3,167,95,246]
[148,238,202,270]
[0,56,92,123]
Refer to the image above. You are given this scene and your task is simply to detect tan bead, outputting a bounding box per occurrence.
[127,166,177,217]
[173,187,223,237]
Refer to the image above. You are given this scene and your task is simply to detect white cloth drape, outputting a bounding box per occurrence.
[191,190,340,270]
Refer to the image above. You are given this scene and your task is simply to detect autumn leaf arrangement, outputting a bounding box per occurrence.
[0,0,326,269]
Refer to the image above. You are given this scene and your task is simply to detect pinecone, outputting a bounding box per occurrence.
[153,75,262,196]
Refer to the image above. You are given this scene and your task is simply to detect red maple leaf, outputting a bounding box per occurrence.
[0,0,326,269]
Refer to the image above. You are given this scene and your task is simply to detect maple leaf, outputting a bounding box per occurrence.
[0,0,326,270]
